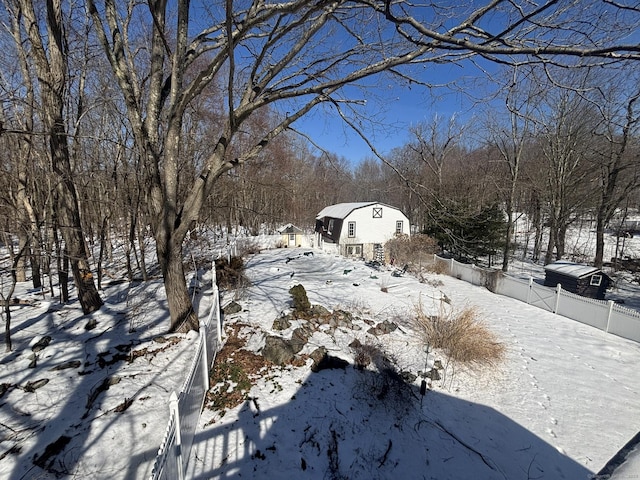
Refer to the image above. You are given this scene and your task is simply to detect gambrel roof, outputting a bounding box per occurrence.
[316,202,401,220]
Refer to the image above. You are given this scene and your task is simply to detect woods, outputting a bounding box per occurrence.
[2,1,640,336]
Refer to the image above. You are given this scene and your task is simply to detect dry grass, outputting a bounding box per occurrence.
[411,301,505,369]
[424,259,449,275]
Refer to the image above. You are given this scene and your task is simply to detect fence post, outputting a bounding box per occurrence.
[211,255,222,345]
[606,300,614,333]
[215,291,222,345]
[527,277,533,304]
[554,283,562,314]
[169,391,185,480]
[200,322,209,390]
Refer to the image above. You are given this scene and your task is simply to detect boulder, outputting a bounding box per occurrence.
[223,301,242,315]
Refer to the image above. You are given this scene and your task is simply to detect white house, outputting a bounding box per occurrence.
[315,202,410,261]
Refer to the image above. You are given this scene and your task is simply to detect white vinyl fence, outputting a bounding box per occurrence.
[150,264,223,480]
[433,256,640,343]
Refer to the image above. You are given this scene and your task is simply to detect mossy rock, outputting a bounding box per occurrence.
[289,284,311,312]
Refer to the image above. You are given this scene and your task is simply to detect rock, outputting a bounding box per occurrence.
[272,317,291,331]
[400,371,417,383]
[262,336,296,365]
[31,336,51,353]
[309,305,330,317]
[290,327,310,354]
[223,301,242,315]
[309,346,328,366]
[367,320,398,336]
[425,368,441,381]
[289,284,311,312]
[50,360,82,371]
[330,310,354,329]
[85,318,97,330]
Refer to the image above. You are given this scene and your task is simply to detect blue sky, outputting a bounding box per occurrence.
[291,61,491,165]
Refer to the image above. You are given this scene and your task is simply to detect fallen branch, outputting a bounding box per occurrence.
[378,439,393,467]
[434,420,504,478]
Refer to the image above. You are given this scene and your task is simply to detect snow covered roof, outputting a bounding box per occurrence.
[278,223,303,234]
[543,261,601,279]
[316,202,397,220]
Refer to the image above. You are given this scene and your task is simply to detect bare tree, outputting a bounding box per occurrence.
[7,0,103,314]
[588,76,640,267]
[485,66,539,271]
[408,115,465,196]
[85,0,640,331]
[534,80,599,264]
[87,0,433,330]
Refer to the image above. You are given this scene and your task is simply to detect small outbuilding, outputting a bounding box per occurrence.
[543,261,611,300]
[278,223,307,248]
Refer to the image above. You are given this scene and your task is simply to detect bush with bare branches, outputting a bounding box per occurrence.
[385,234,438,272]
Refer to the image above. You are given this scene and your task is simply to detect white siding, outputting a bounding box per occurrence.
[338,203,409,245]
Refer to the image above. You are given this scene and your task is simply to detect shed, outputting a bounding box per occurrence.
[543,261,611,299]
[278,223,306,248]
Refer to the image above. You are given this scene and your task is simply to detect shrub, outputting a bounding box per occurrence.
[424,259,449,275]
[385,234,438,271]
[215,256,248,290]
[237,238,261,256]
[410,300,505,374]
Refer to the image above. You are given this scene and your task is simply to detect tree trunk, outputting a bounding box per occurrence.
[52,131,103,314]
[157,232,199,333]
[544,218,557,265]
[19,0,103,314]
[502,195,514,272]
[556,224,567,261]
[594,213,606,268]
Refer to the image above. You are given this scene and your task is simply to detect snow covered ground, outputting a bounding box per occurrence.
[0,275,216,479]
[187,247,640,480]
[1,228,640,479]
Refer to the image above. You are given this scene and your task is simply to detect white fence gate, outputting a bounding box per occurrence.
[433,255,640,343]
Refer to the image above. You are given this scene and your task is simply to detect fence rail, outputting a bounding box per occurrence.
[433,255,640,344]
[150,262,223,480]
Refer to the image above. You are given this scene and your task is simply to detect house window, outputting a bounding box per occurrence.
[346,245,362,256]
[348,221,356,238]
[590,274,602,286]
[396,221,403,235]
[373,207,382,218]
[289,234,296,242]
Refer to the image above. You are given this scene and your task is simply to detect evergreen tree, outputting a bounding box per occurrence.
[425,201,506,263]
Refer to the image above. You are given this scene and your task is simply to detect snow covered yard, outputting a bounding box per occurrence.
[188,247,640,479]
[1,243,639,479]
[0,275,217,480]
